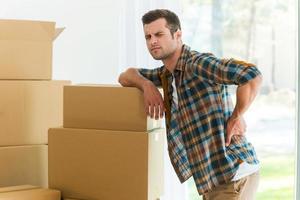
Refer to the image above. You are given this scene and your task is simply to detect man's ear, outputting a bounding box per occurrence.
[175,30,182,40]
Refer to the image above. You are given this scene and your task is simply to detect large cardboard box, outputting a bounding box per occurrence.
[0,185,60,200]
[0,145,48,187]
[0,19,63,79]
[63,85,162,131]
[48,128,164,200]
[0,80,70,146]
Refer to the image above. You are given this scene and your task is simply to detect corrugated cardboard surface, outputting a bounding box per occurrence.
[0,145,48,187]
[63,85,162,131]
[0,185,39,192]
[49,128,164,200]
[0,19,62,79]
[0,80,71,146]
[0,185,60,200]
[63,199,87,200]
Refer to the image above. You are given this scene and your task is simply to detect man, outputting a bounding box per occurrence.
[118,9,262,200]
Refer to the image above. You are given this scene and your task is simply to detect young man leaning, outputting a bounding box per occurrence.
[119,9,262,200]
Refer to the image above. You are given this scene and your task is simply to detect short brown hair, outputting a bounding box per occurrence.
[142,9,181,34]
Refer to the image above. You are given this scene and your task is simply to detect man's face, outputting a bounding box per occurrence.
[143,18,181,60]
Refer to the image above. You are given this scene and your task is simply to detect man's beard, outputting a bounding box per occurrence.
[152,54,169,60]
[150,49,174,60]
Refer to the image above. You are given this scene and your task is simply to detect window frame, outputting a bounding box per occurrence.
[296,1,299,199]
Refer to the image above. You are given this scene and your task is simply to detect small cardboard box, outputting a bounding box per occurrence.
[0,185,60,200]
[0,19,64,79]
[0,145,48,187]
[63,85,162,131]
[49,128,164,200]
[0,80,71,146]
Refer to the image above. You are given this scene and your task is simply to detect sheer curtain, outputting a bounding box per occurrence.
[118,1,189,200]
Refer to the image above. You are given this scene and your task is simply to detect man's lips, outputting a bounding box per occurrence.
[151,47,161,51]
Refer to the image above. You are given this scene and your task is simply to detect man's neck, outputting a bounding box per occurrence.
[163,44,183,73]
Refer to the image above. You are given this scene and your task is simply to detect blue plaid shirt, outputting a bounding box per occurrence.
[138,44,261,194]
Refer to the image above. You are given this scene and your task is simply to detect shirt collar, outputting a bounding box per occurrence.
[162,44,191,75]
[175,44,191,72]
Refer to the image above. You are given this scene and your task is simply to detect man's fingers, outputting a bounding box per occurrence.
[159,104,164,118]
[145,102,164,119]
[225,124,234,147]
[143,85,165,119]
[225,131,233,147]
[225,115,247,146]
[154,104,159,120]
[145,103,150,116]
[150,104,154,118]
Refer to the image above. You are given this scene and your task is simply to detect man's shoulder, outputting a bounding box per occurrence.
[188,50,215,64]
[190,50,214,58]
[183,44,214,61]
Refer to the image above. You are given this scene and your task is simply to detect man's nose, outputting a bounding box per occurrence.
[150,37,158,45]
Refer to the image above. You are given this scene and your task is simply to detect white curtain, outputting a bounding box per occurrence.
[118,1,189,200]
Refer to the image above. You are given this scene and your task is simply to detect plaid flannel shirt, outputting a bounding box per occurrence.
[138,44,261,194]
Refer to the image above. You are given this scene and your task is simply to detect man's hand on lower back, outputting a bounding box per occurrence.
[225,115,247,146]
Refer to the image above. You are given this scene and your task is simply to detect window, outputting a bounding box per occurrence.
[180,0,297,199]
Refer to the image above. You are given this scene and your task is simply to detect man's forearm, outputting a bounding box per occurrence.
[232,75,263,118]
[118,68,150,91]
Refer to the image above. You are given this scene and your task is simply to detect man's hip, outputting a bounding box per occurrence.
[202,171,260,200]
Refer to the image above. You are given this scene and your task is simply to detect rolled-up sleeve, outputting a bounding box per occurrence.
[194,54,262,85]
[138,66,164,87]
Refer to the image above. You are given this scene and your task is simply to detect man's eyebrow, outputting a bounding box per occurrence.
[145,31,164,36]
[154,31,164,34]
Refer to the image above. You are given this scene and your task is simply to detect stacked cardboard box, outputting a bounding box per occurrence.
[0,19,71,188]
[49,85,165,200]
[0,185,61,200]
[0,19,64,79]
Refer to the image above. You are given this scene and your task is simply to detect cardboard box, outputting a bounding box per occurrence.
[0,19,64,79]
[63,199,86,200]
[64,199,83,200]
[0,145,48,187]
[0,80,71,146]
[63,85,162,131]
[63,197,93,200]
[48,128,164,200]
[0,185,60,200]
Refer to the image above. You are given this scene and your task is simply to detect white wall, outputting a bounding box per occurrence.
[0,0,185,85]
[1,1,190,199]
[1,0,121,84]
